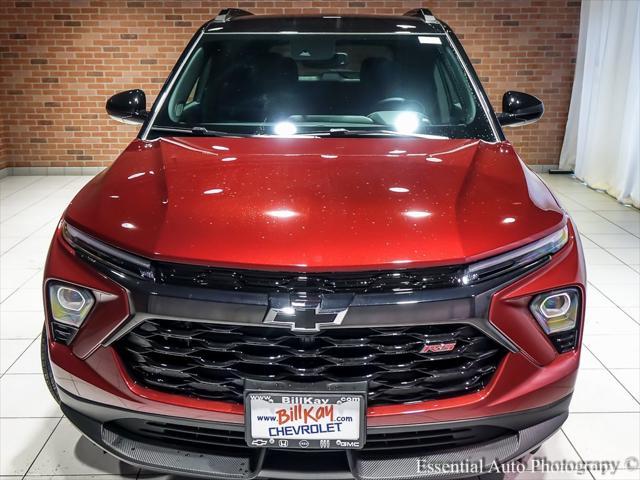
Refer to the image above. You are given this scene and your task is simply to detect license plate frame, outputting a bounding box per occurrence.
[244,380,367,450]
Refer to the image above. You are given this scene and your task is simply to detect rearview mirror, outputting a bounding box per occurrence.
[497,91,544,127]
[106,89,148,125]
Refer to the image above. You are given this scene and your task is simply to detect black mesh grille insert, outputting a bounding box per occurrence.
[107,418,513,454]
[116,320,507,406]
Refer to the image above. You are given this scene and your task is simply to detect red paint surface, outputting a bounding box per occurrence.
[65,137,565,271]
[45,143,586,427]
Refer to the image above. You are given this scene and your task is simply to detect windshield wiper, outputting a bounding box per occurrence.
[293,128,434,138]
[150,125,446,139]
[150,125,238,137]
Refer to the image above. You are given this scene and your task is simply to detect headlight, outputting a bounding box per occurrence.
[465,224,569,284]
[61,220,155,280]
[48,282,95,344]
[530,288,581,352]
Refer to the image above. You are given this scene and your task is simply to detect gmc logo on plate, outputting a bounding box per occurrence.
[420,342,457,354]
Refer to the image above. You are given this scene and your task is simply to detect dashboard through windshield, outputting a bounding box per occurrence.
[148,33,496,140]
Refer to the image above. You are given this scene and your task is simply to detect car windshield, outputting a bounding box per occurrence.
[149,33,495,140]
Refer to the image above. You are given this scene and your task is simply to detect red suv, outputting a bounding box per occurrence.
[42,8,585,479]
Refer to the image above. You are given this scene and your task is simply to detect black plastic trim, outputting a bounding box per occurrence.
[57,386,571,480]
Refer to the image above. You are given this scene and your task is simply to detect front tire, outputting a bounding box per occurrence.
[41,325,61,404]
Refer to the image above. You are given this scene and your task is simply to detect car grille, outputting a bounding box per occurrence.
[108,418,512,453]
[116,320,506,407]
[154,262,466,293]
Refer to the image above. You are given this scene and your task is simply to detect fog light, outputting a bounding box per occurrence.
[530,289,579,334]
[56,287,86,312]
[48,282,94,328]
[539,292,572,320]
[530,288,581,353]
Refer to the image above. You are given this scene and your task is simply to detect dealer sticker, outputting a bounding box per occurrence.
[245,393,365,449]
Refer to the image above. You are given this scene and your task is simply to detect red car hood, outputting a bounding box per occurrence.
[65,137,564,271]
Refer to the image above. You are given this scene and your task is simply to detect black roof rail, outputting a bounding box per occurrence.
[213,8,253,23]
[403,8,437,23]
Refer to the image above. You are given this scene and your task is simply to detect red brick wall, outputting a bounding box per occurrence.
[0,0,580,170]
[0,117,6,171]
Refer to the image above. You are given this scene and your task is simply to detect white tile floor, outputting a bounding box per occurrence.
[0,173,639,480]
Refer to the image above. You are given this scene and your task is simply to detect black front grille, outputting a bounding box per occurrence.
[154,262,465,293]
[108,418,512,454]
[116,320,506,406]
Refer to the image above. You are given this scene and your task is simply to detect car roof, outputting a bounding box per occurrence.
[203,13,446,35]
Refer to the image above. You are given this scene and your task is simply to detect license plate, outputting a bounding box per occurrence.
[245,392,365,449]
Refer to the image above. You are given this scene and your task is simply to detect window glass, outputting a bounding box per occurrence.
[151,34,494,140]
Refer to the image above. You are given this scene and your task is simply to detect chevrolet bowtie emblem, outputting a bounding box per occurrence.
[264,306,348,332]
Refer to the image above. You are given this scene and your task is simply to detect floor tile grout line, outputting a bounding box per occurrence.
[0,176,77,225]
[551,178,640,266]
[576,196,640,408]
[567,411,640,414]
[1,416,65,419]
[597,248,640,271]
[0,214,62,259]
[0,269,44,306]
[0,286,18,303]
[1,337,45,341]
[0,176,47,202]
[0,176,75,218]
[0,336,38,380]
[582,344,640,408]
[590,210,640,239]
[549,176,639,218]
[0,178,81,258]
[584,223,640,271]
[581,229,640,250]
[1,200,56,229]
[585,280,640,327]
[583,367,640,370]
[2,372,47,376]
[20,472,140,478]
[549,175,640,219]
[20,416,63,480]
[560,428,597,480]
[573,207,640,240]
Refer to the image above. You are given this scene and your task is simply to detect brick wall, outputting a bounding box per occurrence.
[0,117,6,171]
[0,0,581,171]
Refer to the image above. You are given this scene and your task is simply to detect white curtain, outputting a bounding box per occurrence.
[559,0,640,208]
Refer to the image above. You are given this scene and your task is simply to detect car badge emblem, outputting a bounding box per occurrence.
[264,306,348,332]
[420,341,457,354]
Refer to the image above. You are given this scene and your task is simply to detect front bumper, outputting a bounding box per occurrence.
[44,219,585,478]
[59,387,570,480]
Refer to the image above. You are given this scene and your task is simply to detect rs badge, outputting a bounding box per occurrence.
[420,342,457,354]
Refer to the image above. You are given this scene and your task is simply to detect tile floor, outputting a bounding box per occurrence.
[0,173,639,480]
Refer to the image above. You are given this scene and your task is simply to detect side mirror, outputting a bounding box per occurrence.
[106,89,148,124]
[497,91,544,127]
